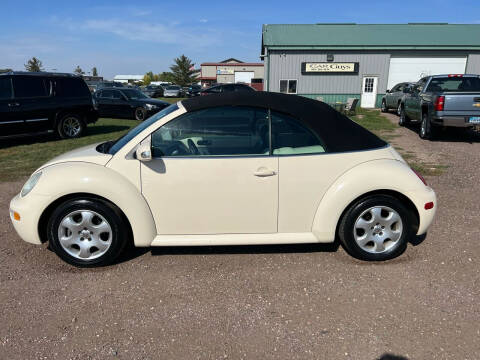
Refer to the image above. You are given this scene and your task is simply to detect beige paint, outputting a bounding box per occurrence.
[10,102,436,250]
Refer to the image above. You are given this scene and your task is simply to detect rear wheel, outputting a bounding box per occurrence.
[47,198,128,267]
[338,195,414,261]
[57,114,85,139]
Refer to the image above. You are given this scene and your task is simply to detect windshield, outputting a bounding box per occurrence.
[427,77,480,92]
[166,85,180,90]
[121,89,148,99]
[108,103,179,155]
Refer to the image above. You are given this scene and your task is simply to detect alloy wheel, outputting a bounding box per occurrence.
[63,117,81,137]
[57,210,113,260]
[353,206,403,253]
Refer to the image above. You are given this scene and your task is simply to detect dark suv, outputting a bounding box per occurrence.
[0,72,98,139]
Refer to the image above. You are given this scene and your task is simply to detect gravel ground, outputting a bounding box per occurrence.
[1,115,479,360]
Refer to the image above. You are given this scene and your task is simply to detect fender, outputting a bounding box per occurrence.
[34,162,157,247]
[311,159,426,242]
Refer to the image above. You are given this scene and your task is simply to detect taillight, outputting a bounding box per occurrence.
[434,96,445,111]
[412,168,427,186]
[448,74,463,78]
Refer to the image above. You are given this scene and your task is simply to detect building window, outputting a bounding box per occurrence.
[280,79,297,94]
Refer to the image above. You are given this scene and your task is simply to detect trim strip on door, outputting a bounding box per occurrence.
[0,120,24,124]
[25,118,49,122]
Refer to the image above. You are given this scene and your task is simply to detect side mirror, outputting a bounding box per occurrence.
[386,89,391,93]
[136,143,152,162]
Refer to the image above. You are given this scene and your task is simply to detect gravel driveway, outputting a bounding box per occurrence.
[1,114,479,360]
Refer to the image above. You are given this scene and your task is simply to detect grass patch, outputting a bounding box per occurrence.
[352,108,397,133]
[0,118,136,182]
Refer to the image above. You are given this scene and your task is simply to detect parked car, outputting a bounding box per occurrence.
[399,74,480,139]
[96,81,124,90]
[381,82,413,115]
[0,72,98,139]
[9,92,436,267]
[163,85,184,98]
[200,83,255,96]
[143,85,164,98]
[186,84,202,97]
[94,87,169,121]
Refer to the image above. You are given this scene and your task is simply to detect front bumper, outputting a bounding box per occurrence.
[432,116,478,128]
[405,186,437,235]
[9,193,52,245]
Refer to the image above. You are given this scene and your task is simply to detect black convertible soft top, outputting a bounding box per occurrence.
[181,92,386,153]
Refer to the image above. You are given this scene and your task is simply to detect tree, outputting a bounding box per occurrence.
[24,57,44,72]
[169,55,196,86]
[158,72,175,83]
[92,67,98,76]
[0,68,12,74]
[74,66,84,75]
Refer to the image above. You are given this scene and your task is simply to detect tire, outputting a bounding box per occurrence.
[381,100,387,113]
[47,198,129,267]
[338,194,414,261]
[134,107,146,121]
[399,106,409,126]
[419,112,434,140]
[57,114,85,139]
[397,102,402,116]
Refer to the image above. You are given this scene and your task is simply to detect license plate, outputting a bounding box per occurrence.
[469,117,480,124]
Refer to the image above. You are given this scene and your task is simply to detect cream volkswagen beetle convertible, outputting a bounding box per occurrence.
[10,92,436,267]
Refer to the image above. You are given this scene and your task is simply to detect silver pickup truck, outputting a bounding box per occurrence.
[399,74,480,139]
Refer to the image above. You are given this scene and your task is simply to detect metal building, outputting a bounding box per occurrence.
[261,23,480,108]
[199,58,264,89]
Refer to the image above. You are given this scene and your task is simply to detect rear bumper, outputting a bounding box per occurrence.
[405,187,437,235]
[432,116,478,128]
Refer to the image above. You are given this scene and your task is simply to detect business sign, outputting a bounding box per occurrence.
[217,68,235,75]
[301,62,359,74]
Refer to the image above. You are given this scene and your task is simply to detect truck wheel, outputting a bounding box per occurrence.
[399,106,409,126]
[381,100,387,113]
[420,113,434,140]
[57,114,85,139]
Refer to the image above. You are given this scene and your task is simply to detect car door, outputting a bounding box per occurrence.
[10,75,53,133]
[95,90,114,117]
[392,83,405,109]
[0,76,21,136]
[407,78,427,119]
[386,84,399,108]
[111,90,131,118]
[141,106,278,235]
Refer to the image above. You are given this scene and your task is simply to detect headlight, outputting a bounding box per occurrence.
[21,172,42,197]
[145,104,158,110]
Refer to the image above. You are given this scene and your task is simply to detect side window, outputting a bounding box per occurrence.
[279,80,297,94]
[271,111,326,155]
[100,90,113,98]
[397,84,404,92]
[390,85,399,92]
[13,77,48,98]
[56,78,90,97]
[415,78,427,92]
[112,90,122,99]
[151,106,269,157]
[0,77,13,99]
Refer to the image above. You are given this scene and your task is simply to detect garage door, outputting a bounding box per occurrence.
[234,71,254,84]
[387,57,467,90]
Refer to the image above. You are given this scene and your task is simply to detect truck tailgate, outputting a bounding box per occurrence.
[443,92,480,113]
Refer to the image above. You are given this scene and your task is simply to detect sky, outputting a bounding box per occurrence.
[1,0,479,79]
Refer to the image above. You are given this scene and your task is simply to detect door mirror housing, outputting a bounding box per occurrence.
[136,143,152,162]
[386,89,391,93]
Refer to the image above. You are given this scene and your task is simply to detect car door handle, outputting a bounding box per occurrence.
[8,103,20,107]
[253,168,276,177]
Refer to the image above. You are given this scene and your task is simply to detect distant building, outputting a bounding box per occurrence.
[199,59,264,89]
[262,23,480,108]
[113,75,144,84]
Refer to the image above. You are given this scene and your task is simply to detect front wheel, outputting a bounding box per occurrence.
[57,114,85,139]
[338,195,414,261]
[134,107,146,121]
[47,198,129,267]
[381,100,387,113]
[420,112,434,139]
[399,106,409,126]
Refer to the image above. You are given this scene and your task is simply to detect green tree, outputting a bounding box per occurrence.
[0,68,13,74]
[158,72,175,83]
[169,55,196,86]
[92,67,98,76]
[74,66,84,75]
[24,57,44,72]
